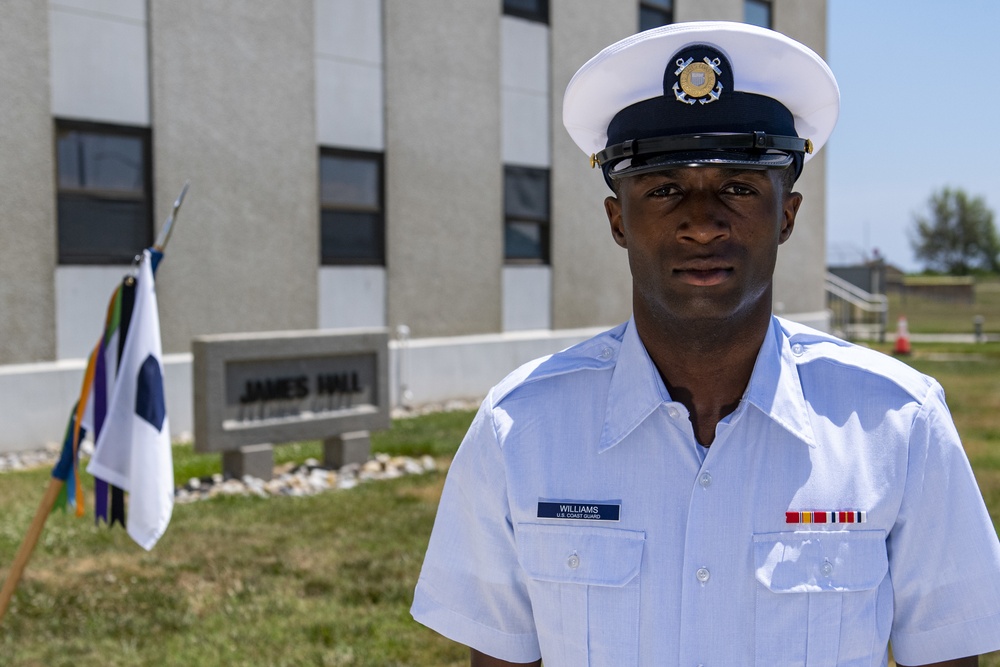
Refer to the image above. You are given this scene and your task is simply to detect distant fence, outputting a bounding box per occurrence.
[891,276,975,304]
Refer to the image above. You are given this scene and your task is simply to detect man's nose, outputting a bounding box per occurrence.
[675,190,730,244]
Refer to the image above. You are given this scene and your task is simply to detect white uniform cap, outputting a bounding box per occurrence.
[563,21,840,184]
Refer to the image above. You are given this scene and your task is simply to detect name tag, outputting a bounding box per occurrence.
[537,500,621,521]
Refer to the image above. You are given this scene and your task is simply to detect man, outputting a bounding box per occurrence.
[411,22,1000,666]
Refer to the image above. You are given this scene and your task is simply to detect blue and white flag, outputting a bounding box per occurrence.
[87,249,174,550]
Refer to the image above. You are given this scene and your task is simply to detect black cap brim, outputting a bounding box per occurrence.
[606,149,795,181]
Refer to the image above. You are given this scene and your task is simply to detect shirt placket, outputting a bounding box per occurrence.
[675,409,751,667]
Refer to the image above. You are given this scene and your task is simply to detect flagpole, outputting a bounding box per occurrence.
[0,182,189,625]
[154,181,189,252]
[0,478,63,622]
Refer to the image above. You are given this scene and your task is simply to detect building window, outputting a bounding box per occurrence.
[56,120,152,264]
[320,148,384,265]
[640,0,673,31]
[504,165,549,264]
[745,0,772,28]
[503,0,548,24]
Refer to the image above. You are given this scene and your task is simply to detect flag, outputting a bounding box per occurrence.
[87,249,174,550]
[77,278,125,525]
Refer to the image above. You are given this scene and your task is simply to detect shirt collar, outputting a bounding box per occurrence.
[598,316,816,453]
[742,317,817,447]
[598,318,670,453]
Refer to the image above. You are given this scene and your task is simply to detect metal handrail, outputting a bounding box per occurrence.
[825,272,888,341]
[825,272,888,308]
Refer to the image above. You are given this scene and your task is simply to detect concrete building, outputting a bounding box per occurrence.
[0,0,829,451]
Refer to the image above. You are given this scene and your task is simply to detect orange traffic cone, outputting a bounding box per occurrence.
[893,316,911,356]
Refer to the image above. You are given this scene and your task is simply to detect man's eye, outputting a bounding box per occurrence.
[723,184,756,195]
[650,185,679,197]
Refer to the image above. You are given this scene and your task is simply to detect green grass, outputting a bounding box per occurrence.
[866,343,1000,547]
[0,411,476,667]
[2,366,999,665]
[866,345,1000,667]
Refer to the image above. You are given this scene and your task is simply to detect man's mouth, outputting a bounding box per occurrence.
[673,262,733,286]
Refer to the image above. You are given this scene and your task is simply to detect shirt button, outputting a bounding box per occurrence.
[599,347,613,360]
[696,567,710,583]
[699,472,712,488]
[567,553,580,569]
[667,406,680,419]
[821,560,833,577]
[791,343,804,356]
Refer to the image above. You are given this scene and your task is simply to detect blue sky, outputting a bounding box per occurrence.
[825,0,1000,271]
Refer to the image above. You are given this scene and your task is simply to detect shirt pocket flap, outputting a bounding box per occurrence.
[516,523,645,587]
[753,530,887,593]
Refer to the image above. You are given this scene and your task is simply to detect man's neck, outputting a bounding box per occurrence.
[634,307,772,446]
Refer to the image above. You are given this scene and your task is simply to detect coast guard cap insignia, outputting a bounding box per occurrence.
[673,56,723,105]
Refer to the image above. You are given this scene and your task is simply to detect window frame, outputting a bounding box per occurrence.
[55,118,154,265]
[504,164,551,266]
[502,0,549,24]
[319,147,386,266]
[639,0,673,31]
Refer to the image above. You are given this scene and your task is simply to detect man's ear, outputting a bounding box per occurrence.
[606,195,627,248]
[779,192,802,245]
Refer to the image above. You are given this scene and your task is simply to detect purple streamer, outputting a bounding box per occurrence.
[94,341,109,524]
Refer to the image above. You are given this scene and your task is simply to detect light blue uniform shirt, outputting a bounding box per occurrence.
[412,317,1000,666]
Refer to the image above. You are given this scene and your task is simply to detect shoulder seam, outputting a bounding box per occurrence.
[490,323,628,407]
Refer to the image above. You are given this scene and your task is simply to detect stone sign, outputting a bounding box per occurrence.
[192,329,390,478]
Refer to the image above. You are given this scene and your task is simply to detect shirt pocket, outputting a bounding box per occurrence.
[516,523,645,667]
[753,530,888,667]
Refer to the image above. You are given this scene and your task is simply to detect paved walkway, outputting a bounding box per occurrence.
[847,332,1000,344]
[905,332,1000,343]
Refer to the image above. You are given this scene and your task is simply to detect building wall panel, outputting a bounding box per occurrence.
[316,58,384,150]
[502,16,550,167]
[384,0,503,337]
[0,3,56,364]
[315,0,383,150]
[549,0,636,330]
[315,0,382,62]
[55,266,127,359]
[318,266,387,329]
[49,1,149,125]
[772,0,828,316]
[675,0,740,22]
[149,1,319,353]
[503,266,552,331]
[502,89,550,168]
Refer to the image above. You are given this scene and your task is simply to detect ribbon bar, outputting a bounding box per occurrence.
[785,510,867,524]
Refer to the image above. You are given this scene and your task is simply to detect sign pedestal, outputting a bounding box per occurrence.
[223,443,275,481]
[324,431,370,468]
